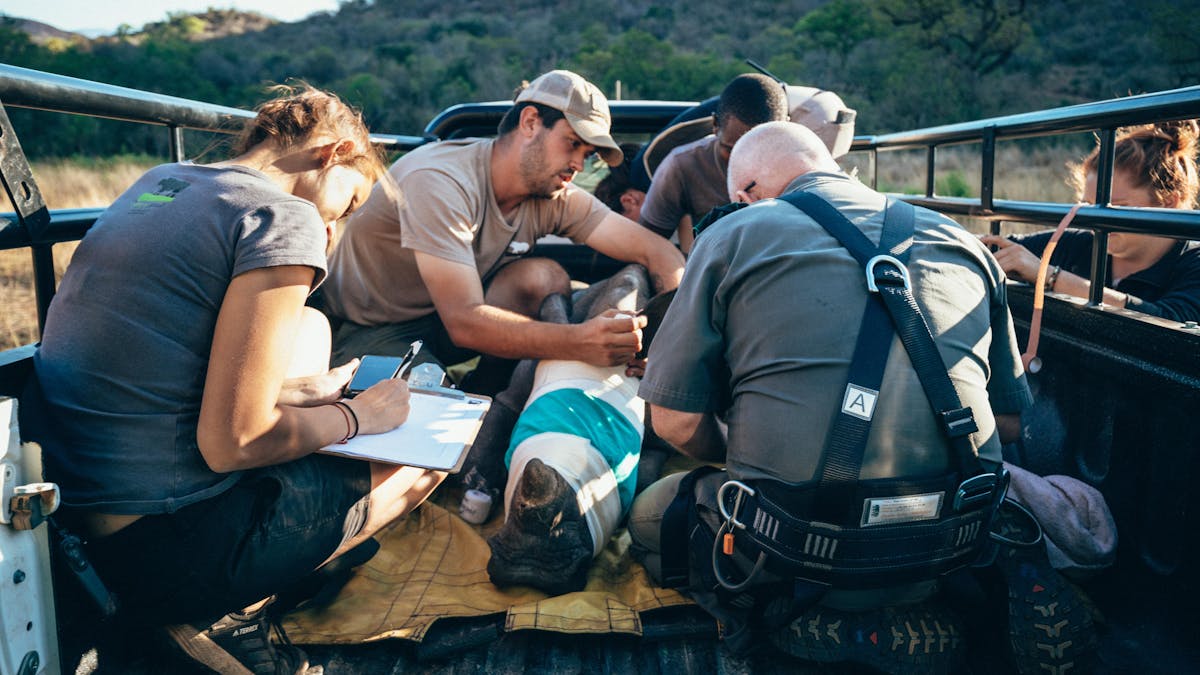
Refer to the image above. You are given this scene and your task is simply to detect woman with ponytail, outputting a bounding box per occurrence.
[29,85,442,673]
[981,120,1200,322]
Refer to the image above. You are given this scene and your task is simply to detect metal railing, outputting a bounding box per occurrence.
[3,65,1200,337]
[424,100,696,139]
[0,64,431,332]
[0,64,430,157]
[850,85,1200,306]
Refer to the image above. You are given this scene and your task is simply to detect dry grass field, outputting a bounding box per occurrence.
[0,145,1086,350]
[1,157,156,349]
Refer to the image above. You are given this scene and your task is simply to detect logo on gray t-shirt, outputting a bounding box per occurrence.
[133,177,192,208]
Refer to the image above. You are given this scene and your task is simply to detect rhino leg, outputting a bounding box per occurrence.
[454,355,539,502]
[570,264,652,323]
[538,291,572,325]
[486,458,594,595]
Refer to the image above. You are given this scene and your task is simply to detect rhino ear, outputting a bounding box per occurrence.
[515,458,559,505]
[511,459,582,533]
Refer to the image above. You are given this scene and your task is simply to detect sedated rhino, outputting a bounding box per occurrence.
[457,265,670,595]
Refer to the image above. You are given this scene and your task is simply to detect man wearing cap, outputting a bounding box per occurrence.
[639,74,789,253]
[323,70,685,382]
[637,76,855,253]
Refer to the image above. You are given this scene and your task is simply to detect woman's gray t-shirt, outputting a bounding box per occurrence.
[35,163,328,514]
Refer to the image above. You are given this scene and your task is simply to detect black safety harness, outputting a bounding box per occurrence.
[662,191,1009,595]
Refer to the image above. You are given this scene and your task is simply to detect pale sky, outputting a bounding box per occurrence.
[0,0,344,36]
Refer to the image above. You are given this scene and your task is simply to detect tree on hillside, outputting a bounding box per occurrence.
[146,13,207,41]
[0,18,45,67]
[573,29,741,101]
[794,0,883,70]
[877,0,1030,76]
[0,0,1190,156]
[1146,1,1200,86]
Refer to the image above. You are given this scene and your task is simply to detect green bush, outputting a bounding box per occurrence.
[936,171,974,197]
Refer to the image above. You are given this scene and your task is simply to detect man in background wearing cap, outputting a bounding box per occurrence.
[322,70,684,389]
[638,73,788,253]
[785,85,857,160]
[636,77,856,253]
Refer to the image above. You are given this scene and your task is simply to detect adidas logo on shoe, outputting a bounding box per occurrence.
[165,596,318,675]
[232,624,260,638]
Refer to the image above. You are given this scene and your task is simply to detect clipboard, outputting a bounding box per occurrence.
[319,386,491,473]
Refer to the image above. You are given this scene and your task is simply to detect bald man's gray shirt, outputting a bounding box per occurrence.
[640,171,1031,486]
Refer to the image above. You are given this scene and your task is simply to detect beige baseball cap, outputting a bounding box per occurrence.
[786,85,857,159]
[515,70,623,167]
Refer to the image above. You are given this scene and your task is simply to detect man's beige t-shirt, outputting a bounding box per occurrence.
[325,138,609,325]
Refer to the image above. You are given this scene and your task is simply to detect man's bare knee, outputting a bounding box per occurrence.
[486,258,571,316]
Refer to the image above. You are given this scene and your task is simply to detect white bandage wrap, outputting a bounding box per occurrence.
[526,361,645,431]
[503,361,646,558]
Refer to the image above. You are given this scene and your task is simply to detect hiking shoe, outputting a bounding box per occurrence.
[993,500,1098,675]
[165,597,319,674]
[768,600,965,674]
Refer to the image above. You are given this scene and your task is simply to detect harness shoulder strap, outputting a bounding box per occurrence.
[777,191,984,488]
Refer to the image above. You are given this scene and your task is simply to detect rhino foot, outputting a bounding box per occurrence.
[451,400,521,503]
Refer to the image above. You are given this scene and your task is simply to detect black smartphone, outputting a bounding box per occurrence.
[345,355,405,397]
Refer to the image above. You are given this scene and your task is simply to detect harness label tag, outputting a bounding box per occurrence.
[861,492,944,527]
[841,384,879,421]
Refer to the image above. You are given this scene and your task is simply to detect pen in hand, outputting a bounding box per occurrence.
[397,340,423,380]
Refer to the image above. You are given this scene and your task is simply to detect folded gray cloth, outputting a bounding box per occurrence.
[1004,462,1118,575]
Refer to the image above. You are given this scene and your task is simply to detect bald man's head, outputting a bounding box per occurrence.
[727,121,842,203]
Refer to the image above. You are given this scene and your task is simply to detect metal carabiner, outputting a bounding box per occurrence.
[717,480,756,530]
[865,254,911,293]
[711,519,769,592]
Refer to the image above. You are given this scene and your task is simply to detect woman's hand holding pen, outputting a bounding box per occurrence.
[350,376,411,435]
[340,339,420,435]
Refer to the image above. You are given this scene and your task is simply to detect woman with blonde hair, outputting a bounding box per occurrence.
[26,85,441,673]
[982,120,1200,322]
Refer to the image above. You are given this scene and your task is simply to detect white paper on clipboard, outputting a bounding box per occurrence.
[319,388,490,473]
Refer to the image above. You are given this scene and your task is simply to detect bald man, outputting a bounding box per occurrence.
[626,122,1036,670]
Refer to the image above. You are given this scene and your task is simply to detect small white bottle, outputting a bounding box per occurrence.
[459,489,493,525]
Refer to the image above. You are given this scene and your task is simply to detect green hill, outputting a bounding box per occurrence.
[2,0,1197,158]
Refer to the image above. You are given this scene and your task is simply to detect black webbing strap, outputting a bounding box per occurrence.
[751,502,990,587]
[776,191,983,514]
[659,465,721,588]
[776,192,913,521]
[873,270,983,475]
[51,518,120,618]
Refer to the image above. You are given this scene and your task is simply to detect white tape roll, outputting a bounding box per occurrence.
[459,488,493,525]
